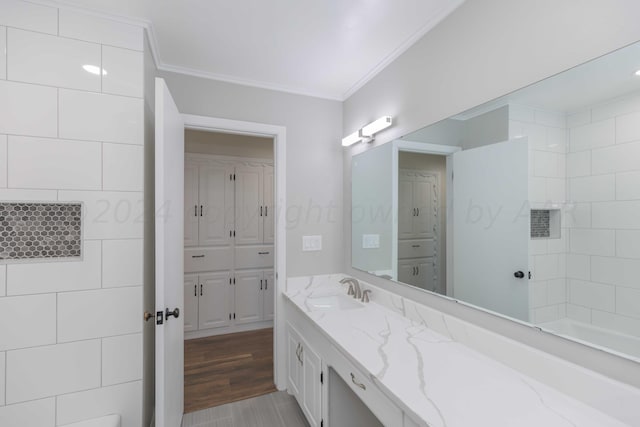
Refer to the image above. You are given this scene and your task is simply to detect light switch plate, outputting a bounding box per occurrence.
[302,235,322,251]
[362,234,380,249]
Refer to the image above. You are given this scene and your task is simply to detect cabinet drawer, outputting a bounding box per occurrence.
[398,239,435,259]
[327,346,402,427]
[235,245,274,269]
[184,247,233,273]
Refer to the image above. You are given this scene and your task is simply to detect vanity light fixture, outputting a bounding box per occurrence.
[83,64,107,76]
[342,116,393,147]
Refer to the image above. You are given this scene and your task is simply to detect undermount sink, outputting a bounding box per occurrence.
[306,294,364,311]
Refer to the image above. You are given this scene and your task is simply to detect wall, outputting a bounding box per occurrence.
[461,105,510,150]
[185,129,273,158]
[342,0,640,388]
[564,91,640,337]
[158,70,343,277]
[0,2,145,426]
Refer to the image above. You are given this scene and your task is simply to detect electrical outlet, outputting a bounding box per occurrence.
[302,235,322,251]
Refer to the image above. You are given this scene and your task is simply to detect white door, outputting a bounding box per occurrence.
[262,270,274,321]
[199,163,234,246]
[198,272,232,330]
[234,270,263,324]
[183,275,198,333]
[263,165,274,244]
[184,161,199,247]
[235,165,263,245]
[155,77,185,427]
[452,139,529,321]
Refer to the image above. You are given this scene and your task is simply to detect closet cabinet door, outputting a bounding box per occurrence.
[416,258,435,292]
[397,259,415,286]
[199,163,234,247]
[413,175,436,239]
[184,161,199,247]
[262,270,274,321]
[398,172,414,240]
[235,165,263,245]
[234,270,263,324]
[184,274,199,333]
[263,165,274,244]
[198,272,232,330]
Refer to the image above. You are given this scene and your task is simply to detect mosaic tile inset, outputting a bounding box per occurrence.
[0,203,82,261]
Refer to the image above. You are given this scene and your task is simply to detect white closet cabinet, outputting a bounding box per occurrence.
[397,258,435,291]
[235,270,274,324]
[184,274,199,333]
[398,170,437,240]
[287,323,322,427]
[235,164,274,245]
[184,272,232,332]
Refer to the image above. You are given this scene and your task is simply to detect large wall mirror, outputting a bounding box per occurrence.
[352,41,640,362]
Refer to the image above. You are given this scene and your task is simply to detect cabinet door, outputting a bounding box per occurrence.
[416,258,436,292]
[234,270,263,324]
[413,174,436,239]
[184,274,199,333]
[235,165,263,245]
[198,272,231,330]
[199,162,234,246]
[184,161,199,247]
[397,259,416,285]
[398,171,414,240]
[287,325,302,399]
[301,342,322,427]
[262,270,274,321]
[263,165,274,244]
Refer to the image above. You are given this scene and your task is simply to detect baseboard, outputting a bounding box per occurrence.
[185,321,274,340]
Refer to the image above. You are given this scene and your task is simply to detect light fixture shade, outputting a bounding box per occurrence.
[341,130,362,146]
[361,116,392,137]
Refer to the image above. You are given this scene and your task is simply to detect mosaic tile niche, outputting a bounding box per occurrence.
[0,202,82,262]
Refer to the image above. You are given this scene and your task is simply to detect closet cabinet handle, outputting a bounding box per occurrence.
[260,206,263,216]
[200,284,203,296]
[265,206,268,216]
[264,279,268,290]
[260,279,263,290]
[200,205,203,216]
[194,285,197,297]
[258,251,269,255]
[194,205,197,217]
[416,208,419,216]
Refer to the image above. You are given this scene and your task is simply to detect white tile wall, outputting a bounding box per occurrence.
[615,171,640,200]
[0,0,58,35]
[56,381,142,427]
[6,340,100,403]
[7,240,101,295]
[564,203,591,228]
[57,287,142,342]
[566,253,590,280]
[616,287,640,319]
[0,265,5,297]
[591,256,640,288]
[534,110,566,128]
[566,303,591,323]
[102,333,142,386]
[103,143,144,191]
[102,46,144,97]
[592,201,640,229]
[568,174,615,202]
[591,92,640,122]
[0,135,7,188]
[59,89,144,145]
[616,229,640,259]
[568,280,615,312]
[59,9,143,51]
[533,151,565,178]
[591,141,640,175]
[102,239,143,287]
[0,80,57,137]
[615,110,640,144]
[8,136,102,190]
[8,29,101,92]
[547,278,566,305]
[591,310,640,338]
[0,294,56,351]
[58,191,144,239]
[569,229,615,256]
[566,109,591,128]
[0,351,5,405]
[566,150,590,178]
[569,119,614,152]
[0,27,6,80]
[0,398,55,427]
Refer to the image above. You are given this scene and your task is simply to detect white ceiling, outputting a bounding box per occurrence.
[55,0,465,100]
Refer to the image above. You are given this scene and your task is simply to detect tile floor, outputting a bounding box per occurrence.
[182,390,310,427]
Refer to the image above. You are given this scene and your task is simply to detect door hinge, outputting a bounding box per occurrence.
[156,311,164,325]
[320,371,323,384]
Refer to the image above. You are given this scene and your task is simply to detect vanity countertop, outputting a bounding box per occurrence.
[284,275,630,427]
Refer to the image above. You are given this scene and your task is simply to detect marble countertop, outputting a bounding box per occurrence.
[285,275,630,427]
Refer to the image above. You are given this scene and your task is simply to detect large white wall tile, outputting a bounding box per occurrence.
[569,119,614,152]
[566,303,591,323]
[0,189,56,201]
[568,280,615,312]
[530,281,547,308]
[616,171,640,200]
[591,141,640,175]
[0,294,56,351]
[102,334,142,386]
[6,340,100,403]
[545,178,565,202]
[59,90,143,145]
[616,287,640,319]
[568,174,615,202]
[533,151,565,178]
[102,46,143,97]
[533,254,562,280]
[102,239,143,287]
[566,253,590,280]
[545,127,567,153]
[59,9,143,51]
[592,92,640,122]
[564,203,591,228]
[58,287,141,342]
[57,381,142,427]
[616,230,640,259]
[592,310,640,338]
[58,191,143,239]
[615,110,640,144]
[0,265,5,297]
[566,150,590,178]
[547,278,566,305]
[592,201,640,229]
[7,136,101,190]
[0,398,55,427]
[103,144,143,191]
[534,110,565,128]
[0,80,57,137]
[7,29,101,92]
[0,135,6,188]
[0,27,6,80]
[7,240,101,295]
[569,229,615,256]
[533,305,559,323]
[528,177,547,202]
[0,351,4,405]
[591,256,640,288]
[509,105,534,123]
[0,0,57,34]
[566,109,591,128]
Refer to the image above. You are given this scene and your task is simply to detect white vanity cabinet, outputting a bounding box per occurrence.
[287,323,323,427]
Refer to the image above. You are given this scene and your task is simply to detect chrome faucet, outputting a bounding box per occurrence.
[339,277,361,299]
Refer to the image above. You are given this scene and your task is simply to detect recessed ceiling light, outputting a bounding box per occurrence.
[83,65,107,76]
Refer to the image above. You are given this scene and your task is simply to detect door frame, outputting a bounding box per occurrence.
[391,140,460,296]
[181,114,287,389]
